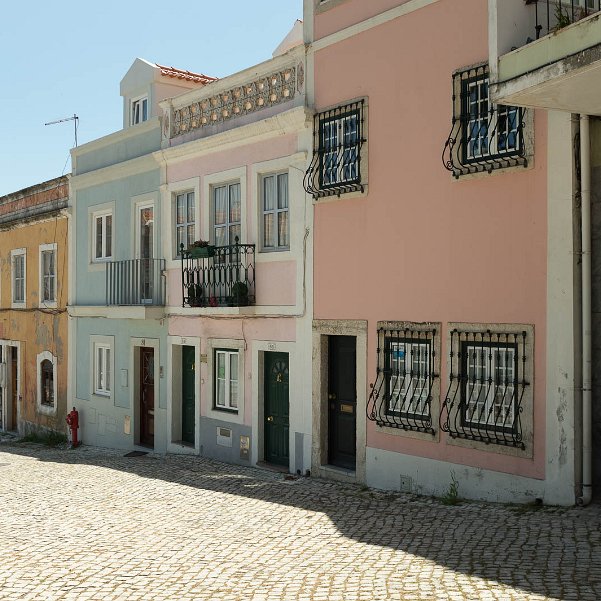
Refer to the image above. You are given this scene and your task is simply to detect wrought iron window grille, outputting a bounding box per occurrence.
[304,100,366,199]
[367,327,438,434]
[442,65,527,178]
[440,329,529,449]
[528,0,601,40]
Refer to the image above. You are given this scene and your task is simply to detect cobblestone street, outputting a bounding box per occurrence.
[0,442,600,600]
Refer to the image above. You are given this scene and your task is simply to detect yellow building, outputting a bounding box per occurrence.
[0,176,69,434]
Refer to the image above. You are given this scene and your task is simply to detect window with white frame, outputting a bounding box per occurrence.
[214,349,239,411]
[93,211,113,261]
[131,96,148,126]
[262,172,289,251]
[39,244,57,305]
[11,249,26,305]
[36,351,57,412]
[175,191,195,256]
[94,343,111,396]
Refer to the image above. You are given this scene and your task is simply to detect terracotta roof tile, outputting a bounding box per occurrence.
[155,63,217,85]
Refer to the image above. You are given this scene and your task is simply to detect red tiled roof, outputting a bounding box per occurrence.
[156,63,217,85]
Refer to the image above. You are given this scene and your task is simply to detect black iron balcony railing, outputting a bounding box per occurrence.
[179,238,256,308]
[106,258,166,306]
[528,0,601,39]
[439,329,529,450]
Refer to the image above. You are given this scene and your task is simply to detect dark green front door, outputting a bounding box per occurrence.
[182,346,195,445]
[264,352,289,466]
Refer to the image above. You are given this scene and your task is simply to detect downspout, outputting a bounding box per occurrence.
[579,114,593,506]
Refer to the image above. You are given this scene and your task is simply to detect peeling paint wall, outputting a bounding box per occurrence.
[0,215,68,433]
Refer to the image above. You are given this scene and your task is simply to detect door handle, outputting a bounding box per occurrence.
[328,393,337,400]
[267,416,274,422]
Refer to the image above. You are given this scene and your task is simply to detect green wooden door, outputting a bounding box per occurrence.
[264,352,289,466]
[182,346,195,445]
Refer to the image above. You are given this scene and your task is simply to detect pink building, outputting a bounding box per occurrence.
[159,29,314,472]
[304,0,581,504]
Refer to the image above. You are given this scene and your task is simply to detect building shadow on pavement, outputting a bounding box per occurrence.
[2,442,600,600]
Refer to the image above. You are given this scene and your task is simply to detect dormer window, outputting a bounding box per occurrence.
[131,95,148,125]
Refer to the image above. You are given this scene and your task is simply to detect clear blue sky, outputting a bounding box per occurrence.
[0,1,302,196]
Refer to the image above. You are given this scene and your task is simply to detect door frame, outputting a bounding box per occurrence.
[0,340,21,432]
[167,335,201,455]
[130,337,160,449]
[251,341,297,471]
[312,320,367,484]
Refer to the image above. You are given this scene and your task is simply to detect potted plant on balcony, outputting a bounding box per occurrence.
[188,283,204,307]
[231,281,249,307]
[187,239,216,258]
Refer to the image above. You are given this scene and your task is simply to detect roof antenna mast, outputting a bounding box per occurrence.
[45,114,79,147]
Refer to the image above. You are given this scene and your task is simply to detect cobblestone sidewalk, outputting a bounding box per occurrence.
[0,443,599,600]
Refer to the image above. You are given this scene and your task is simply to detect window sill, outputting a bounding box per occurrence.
[11,302,26,309]
[213,406,239,414]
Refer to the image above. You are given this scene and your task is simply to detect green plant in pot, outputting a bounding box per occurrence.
[187,239,215,258]
[188,283,204,307]
[231,281,249,306]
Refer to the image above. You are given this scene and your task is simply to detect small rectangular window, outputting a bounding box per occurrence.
[93,212,113,261]
[175,191,195,256]
[131,96,148,125]
[11,250,26,305]
[41,249,56,303]
[262,172,289,251]
[94,344,111,396]
[214,349,239,411]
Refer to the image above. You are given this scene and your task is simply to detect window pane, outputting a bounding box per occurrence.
[105,215,112,258]
[278,212,289,248]
[263,176,275,211]
[214,226,227,248]
[277,173,288,209]
[229,353,239,409]
[176,194,185,225]
[229,184,241,224]
[96,217,103,258]
[229,224,241,245]
[264,213,274,248]
[97,347,103,390]
[176,226,185,253]
[214,187,227,225]
[187,225,195,248]
[187,192,195,224]
[142,98,148,122]
[106,349,111,392]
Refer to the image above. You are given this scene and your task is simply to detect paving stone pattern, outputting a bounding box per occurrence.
[0,443,600,600]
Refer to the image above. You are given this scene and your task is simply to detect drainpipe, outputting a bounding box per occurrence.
[579,114,593,506]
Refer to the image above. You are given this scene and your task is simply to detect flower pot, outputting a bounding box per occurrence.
[188,246,216,259]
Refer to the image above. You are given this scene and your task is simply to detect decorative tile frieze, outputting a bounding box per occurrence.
[171,66,297,138]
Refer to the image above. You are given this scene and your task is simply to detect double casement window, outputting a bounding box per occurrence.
[93,211,113,261]
[131,96,148,126]
[175,191,195,256]
[11,249,26,305]
[440,328,530,449]
[261,172,289,251]
[214,349,239,411]
[442,64,527,177]
[94,344,111,396]
[304,100,366,199]
[40,244,56,304]
[367,325,438,435]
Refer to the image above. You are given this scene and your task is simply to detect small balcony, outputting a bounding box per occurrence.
[105,259,166,306]
[179,240,256,309]
[491,0,601,115]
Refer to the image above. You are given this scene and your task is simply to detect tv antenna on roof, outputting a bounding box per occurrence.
[45,114,79,147]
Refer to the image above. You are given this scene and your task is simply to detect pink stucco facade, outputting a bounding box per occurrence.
[312,0,548,480]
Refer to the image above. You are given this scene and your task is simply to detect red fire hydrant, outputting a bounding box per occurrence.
[66,408,81,448]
